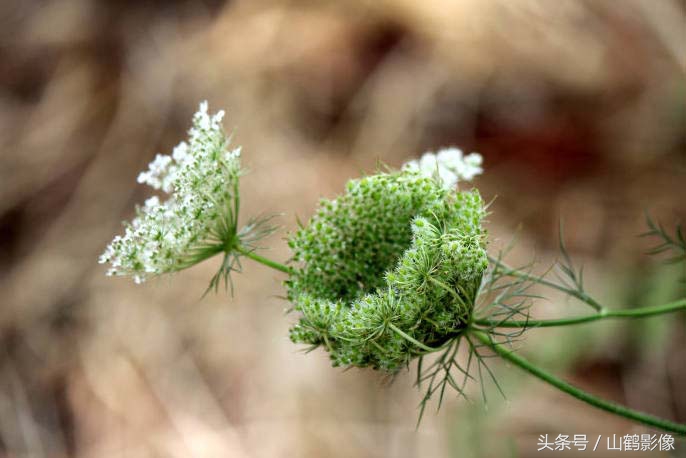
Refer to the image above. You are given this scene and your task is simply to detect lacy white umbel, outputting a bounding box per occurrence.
[99,101,242,283]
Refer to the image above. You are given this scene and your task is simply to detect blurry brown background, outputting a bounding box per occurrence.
[1,0,685,457]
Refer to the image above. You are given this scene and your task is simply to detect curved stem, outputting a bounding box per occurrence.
[489,257,603,311]
[475,299,686,328]
[388,323,440,353]
[428,277,464,306]
[234,245,294,275]
[471,330,686,435]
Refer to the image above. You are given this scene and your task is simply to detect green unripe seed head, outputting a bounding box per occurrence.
[287,170,487,372]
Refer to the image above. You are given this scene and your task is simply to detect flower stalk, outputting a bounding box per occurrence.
[471,329,686,435]
[474,298,686,328]
[234,245,294,275]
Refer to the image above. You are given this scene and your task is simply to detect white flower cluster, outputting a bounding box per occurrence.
[402,147,483,188]
[99,101,242,283]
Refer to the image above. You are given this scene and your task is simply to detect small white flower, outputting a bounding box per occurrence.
[137,154,173,190]
[403,147,483,188]
[172,141,190,163]
[143,196,160,210]
[100,101,243,283]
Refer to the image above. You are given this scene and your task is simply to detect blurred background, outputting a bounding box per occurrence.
[1,0,685,456]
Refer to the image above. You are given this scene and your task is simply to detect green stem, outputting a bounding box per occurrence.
[475,299,686,328]
[234,245,294,275]
[471,330,686,435]
[489,257,603,311]
[388,323,440,353]
[429,277,465,307]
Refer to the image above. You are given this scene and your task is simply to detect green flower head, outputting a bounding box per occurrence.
[287,166,488,372]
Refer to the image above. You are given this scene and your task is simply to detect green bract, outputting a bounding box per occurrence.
[287,170,488,371]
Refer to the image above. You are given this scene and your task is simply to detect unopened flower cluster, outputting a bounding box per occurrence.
[403,147,483,189]
[287,169,487,371]
[99,102,242,283]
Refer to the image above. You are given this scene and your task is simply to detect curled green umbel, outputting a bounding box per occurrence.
[286,170,488,371]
